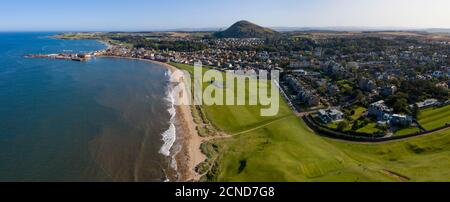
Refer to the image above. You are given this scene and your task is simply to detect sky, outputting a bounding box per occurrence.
[1,0,450,31]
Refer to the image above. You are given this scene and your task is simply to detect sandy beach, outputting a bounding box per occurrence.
[98,56,205,181]
[152,61,206,181]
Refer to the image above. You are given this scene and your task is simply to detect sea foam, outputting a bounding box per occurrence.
[159,71,177,157]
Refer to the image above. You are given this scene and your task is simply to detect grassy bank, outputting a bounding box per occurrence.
[418,105,450,130]
[54,33,102,40]
[170,63,450,182]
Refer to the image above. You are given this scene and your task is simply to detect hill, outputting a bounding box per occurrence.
[214,20,279,38]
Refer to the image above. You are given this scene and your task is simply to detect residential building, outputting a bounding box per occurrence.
[416,99,439,108]
[318,109,344,124]
[368,100,393,120]
[381,86,398,96]
[359,78,377,92]
[390,114,413,127]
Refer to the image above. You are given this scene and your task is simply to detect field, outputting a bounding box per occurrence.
[351,107,366,121]
[394,127,422,136]
[328,129,450,182]
[356,123,380,134]
[418,105,450,130]
[325,106,366,130]
[54,33,102,40]
[326,121,340,129]
[212,118,450,182]
[169,63,292,134]
[170,63,450,182]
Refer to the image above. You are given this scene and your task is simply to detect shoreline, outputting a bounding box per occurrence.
[50,35,206,181]
[97,55,206,181]
[150,59,206,182]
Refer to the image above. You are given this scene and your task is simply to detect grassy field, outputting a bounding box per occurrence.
[55,33,101,40]
[394,127,422,136]
[210,117,390,182]
[356,123,381,134]
[169,63,292,134]
[211,118,450,182]
[418,105,450,131]
[324,106,367,132]
[326,121,340,130]
[351,107,367,121]
[328,129,450,182]
[170,63,450,182]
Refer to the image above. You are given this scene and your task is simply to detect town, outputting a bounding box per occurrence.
[6,0,450,185]
[25,53,94,62]
[54,26,450,140]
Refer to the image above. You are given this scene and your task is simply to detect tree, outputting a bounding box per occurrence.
[376,124,389,132]
[337,120,350,131]
[387,92,410,113]
[355,90,365,103]
[389,77,400,87]
[393,98,410,114]
[412,104,420,118]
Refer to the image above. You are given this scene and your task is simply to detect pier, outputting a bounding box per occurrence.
[25,53,94,62]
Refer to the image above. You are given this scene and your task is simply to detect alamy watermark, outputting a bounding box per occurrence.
[169,62,280,116]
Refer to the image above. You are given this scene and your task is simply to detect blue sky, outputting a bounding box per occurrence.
[1,0,450,31]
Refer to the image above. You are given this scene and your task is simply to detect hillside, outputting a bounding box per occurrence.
[214,20,279,38]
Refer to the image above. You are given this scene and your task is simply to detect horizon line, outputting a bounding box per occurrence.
[2,24,450,33]
[2,27,450,33]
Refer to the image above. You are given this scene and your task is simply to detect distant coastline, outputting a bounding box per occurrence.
[60,32,206,181]
[3,33,179,181]
[96,55,205,181]
[40,33,204,181]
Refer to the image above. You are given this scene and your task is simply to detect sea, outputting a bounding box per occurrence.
[0,32,178,182]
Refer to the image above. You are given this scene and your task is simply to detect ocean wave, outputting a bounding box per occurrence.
[159,80,177,157]
[159,123,176,157]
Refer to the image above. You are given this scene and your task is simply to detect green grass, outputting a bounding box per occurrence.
[326,120,351,131]
[211,117,391,182]
[351,107,367,121]
[55,33,101,40]
[356,123,380,134]
[169,63,292,134]
[418,105,450,130]
[170,63,197,76]
[322,106,366,132]
[329,129,450,182]
[170,63,450,182]
[394,127,422,136]
[212,117,450,182]
[326,121,340,129]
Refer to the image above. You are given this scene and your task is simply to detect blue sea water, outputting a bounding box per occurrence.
[0,33,175,181]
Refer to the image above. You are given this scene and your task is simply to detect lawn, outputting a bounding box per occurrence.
[326,121,340,129]
[211,117,393,182]
[169,63,292,134]
[170,63,450,182]
[356,123,381,134]
[329,129,450,182]
[418,105,450,131]
[321,106,366,132]
[394,127,422,136]
[211,117,450,182]
[351,107,367,121]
